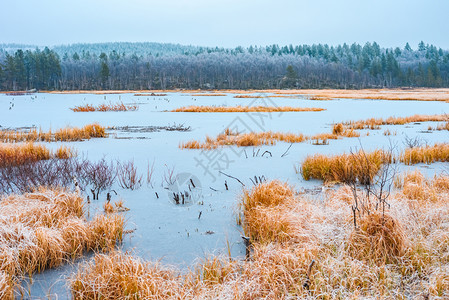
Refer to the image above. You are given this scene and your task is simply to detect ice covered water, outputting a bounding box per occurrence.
[0,92,448,298]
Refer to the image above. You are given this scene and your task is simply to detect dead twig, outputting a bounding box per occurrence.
[281,143,293,157]
[219,171,245,186]
[242,236,251,260]
[303,259,316,290]
[261,150,272,157]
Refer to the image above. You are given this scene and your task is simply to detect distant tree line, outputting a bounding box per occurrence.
[0,41,448,90]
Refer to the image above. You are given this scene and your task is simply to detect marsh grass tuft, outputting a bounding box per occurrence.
[0,188,125,295]
[401,143,449,165]
[70,102,138,112]
[0,123,106,143]
[347,212,406,264]
[0,143,75,168]
[300,150,386,184]
[71,251,184,299]
[172,105,325,113]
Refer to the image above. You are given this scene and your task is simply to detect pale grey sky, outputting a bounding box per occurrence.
[2,0,448,49]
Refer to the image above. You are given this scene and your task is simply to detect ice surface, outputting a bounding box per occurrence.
[0,92,448,298]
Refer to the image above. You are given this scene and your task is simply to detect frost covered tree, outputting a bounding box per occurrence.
[0,41,449,90]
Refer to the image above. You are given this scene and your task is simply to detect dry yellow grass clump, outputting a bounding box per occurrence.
[0,123,106,143]
[301,150,387,184]
[309,96,333,100]
[134,93,167,96]
[54,123,106,141]
[273,88,449,101]
[180,128,307,149]
[171,105,325,113]
[401,143,449,165]
[71,251,185,299]
[180,113,447,151]
[70,174,449,298]
[0,142,75,167]
[233,95,264,98]
[435,122,449,131]
[345,114,447,130]
[0,272,13,299]
[180,125,360,150]
[346,212,406,264]
[0,188,125,297]
[394,170,449,203]
[300,143,449,184]
[70,102,138,112]
[190,93,227,96]
[239,181,296,244]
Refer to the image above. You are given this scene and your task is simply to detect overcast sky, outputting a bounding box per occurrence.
[2,0,448,49]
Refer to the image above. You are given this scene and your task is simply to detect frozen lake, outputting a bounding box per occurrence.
[0,91,448,298]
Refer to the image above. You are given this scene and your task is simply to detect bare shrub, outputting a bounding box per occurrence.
[147,159,155,188]
[163,164,176,187]
[82,159,117,200]
[0,158,86,194]
[117,160,142,190]
[403,135,424,149]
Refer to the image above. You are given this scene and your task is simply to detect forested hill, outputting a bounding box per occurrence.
[0,41,448,90]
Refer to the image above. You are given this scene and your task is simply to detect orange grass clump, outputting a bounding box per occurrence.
[191,93,227,96]
[171,105,325,113]
[239,181,296,244]
[398,170,439,202]
[301,150,387,184]
[233,95,264,98]
[53,123,106,141]
[0,123,106,143]
[180,129,307,149]
[103,200,129,214]
[272,88,449,101]
[89,214,124,252]
[0,143,75,167]
[346,212,406,264]
[180,122,361,150]
[70,102,138,112]
[134,93,167,96]
[47,88,449,101]
[0,272,13,300]
[401,143,449,165]
[70,251,185,299]
[0,188,125,295]
[345,114,448,130]
[309,96,333,100]
[436,122,449,131]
